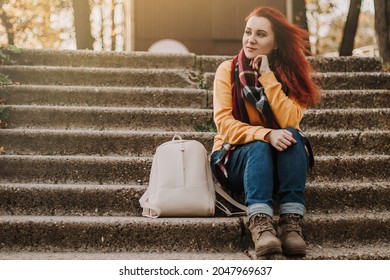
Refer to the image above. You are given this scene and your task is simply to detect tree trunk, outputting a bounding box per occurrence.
[374,0,390,63]
[111,0,116,51]
[292,0,310,54]
[0,4,15,45]
[72,0,94,50]
[293,0,309,32]
[339,0,361,56]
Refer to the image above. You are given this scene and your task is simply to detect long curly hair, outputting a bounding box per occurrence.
[246,7,321,107]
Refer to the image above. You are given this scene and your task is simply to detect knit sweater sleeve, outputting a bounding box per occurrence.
[213,60,272,145]
[259,71,306,129]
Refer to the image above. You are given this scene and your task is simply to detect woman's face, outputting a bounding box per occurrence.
[242,16,276,60]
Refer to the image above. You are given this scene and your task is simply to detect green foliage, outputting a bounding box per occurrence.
[0,44,21,65]
[196,75,210,90]
[0,107,10,129]
[195,118,217,133]
[0,45,20,85]
[0,73,12,85]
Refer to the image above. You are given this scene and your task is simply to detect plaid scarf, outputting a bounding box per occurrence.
[214,49,280,185]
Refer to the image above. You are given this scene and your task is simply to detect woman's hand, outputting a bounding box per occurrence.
[264,129,297,151]
[250,54,271,75]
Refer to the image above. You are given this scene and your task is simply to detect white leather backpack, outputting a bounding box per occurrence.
[139,136,246,218]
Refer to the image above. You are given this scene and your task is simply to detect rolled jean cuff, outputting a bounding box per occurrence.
[280,203,306,216]
[248,203,273,218]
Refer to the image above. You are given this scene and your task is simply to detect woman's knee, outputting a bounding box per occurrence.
[246,140,272,154]
[286,128,304,144]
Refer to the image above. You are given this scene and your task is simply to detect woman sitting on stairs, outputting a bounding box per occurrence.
[210,6,321,257]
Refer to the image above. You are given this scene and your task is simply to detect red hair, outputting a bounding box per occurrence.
[246,7,321,107]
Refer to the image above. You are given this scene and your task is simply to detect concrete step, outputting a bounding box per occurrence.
[0,155,389,184]
[2,65,390,90]
[199,55,384,73]
[1,86,388,110]
[6,49,198,69]
[317,90,390,109]
[205,72,390,91]
[1,182,388,217]
[0,251,251,260]
[0,85,212,109]
[6,48,383,72]
[1,129,389,157]
[3,105,390,131]
[1,244,390,260]
[4,105,213,131]
[0,213,389,252]
[300,108,390,131]
[0,66,196,88]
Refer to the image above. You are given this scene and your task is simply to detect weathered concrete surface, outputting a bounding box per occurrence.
[0,85,212,109]
[1,182,389,217]
[1,129,389,157]
[5,48,383,72]
[0,49,389,259]
[0,155,389,184]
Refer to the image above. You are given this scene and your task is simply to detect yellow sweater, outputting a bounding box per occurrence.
[212,60,306,153]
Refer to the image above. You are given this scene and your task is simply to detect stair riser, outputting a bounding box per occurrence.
[4,107,390,131]
[1,184,388,216]
[5,107,213,132]
[303,216,390,245]
[3,66,390,90]
[8,49,383,72]
[0,185,144,216]
[205,73,390,91]
[306,184,390,214]
[0,131,215,157]
[1,66,196,88]
[1,131,389,157]
[300,109,390,131]
[0,86,212,109]
[0,156,388,184]
[0,156,151,184]
[197,56,384,73]
[7,49,198,69]
[0,216,388,252]
[316,90,390,109]
[0,218,245,253]
[2,87,389,110]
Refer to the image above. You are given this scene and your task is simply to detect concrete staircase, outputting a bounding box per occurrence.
[0,49,389,260]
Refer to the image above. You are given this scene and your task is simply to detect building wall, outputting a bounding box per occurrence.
[132,0,286,55]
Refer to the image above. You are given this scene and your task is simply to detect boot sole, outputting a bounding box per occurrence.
[282,246,306,256]
[256,245,283,257]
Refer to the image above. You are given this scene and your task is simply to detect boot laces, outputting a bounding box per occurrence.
[251,214,274,234]
[284,214,302,233]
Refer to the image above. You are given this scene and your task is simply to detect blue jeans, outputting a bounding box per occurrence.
[210,128,308,218]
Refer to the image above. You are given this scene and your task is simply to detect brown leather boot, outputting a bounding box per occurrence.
[248,213,282,257]
[278,214,306,256]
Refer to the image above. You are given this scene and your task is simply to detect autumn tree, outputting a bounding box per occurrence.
[0,0,71,48]
[374,0,390,63]
[72,0,94,49]
[339,0,362,56]
[306,0,337,55]
[0,0,15,45]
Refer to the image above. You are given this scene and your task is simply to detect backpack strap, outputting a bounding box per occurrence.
[139,188,162,218]
[215,184,247,216]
